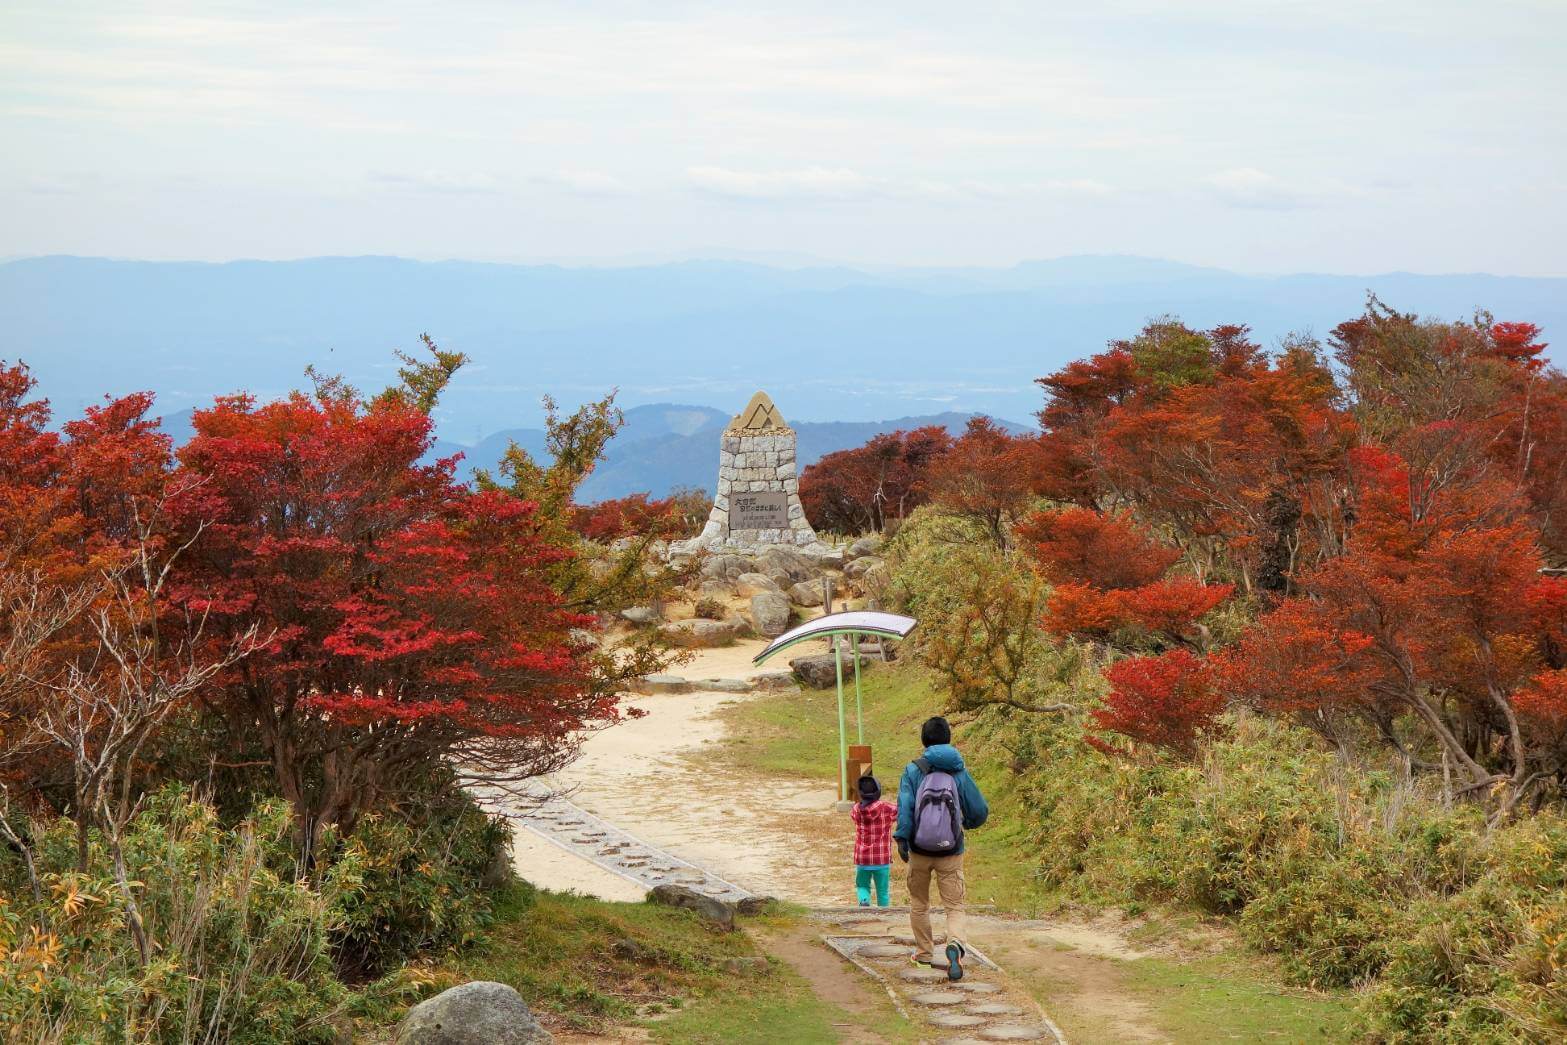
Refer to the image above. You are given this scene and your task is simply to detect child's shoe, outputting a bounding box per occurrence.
[858,899,869,907]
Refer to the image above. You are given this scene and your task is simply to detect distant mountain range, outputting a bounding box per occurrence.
[156,401,1024,500]
[8,253,1562,449]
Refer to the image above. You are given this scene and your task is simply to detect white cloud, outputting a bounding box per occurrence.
[1203,168,1336,211]
[367,171,503,195]
[686,166,883,201]
[1039,178,1115,197]
[527,170,632,196]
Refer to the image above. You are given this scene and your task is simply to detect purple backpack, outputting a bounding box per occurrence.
[911,756,964,855]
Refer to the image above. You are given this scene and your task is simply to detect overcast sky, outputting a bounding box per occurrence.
[2,1,1562,275]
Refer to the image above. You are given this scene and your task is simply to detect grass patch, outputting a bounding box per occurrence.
[406,882,762,1031]
[393,883,893,1042]
[645,981,856,1044]
[1126,953,1357,1041]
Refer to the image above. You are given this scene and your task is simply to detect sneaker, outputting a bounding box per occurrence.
[910,951,935,967]
[943,941,965,981]
[858,899,870,907]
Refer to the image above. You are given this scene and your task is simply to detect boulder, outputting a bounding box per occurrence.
[753,670,800,692]
[750,592,791,638]
[628,674,693,695]
[659,620,738,649]
[789,652,871,689]
[788,580,825,607]
[735,895,777,916]
[763,568,796,589]
[699,554,757,580]
[611,938,647,961]
[813,548,846,569]
[697,577,735,599]
[847,535,883,560]
[757,546,818,583]
[857,562,893,605]
[396,981,551,1044]
[723,613,754,639]
[735,572,782,596]
[843,555,885,580]
[691,678,754,692]
[648,884,736,930]
[620,606,661,625]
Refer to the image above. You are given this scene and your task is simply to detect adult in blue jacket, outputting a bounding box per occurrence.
[893,716,989,978]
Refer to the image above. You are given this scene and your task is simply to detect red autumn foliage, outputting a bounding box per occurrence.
[1021,507,1231,647]
[799,425,953,534]
[1017,508,1180,590]
[168,390,609,854]
[922,417,1048,546]
[1091,649,1222,757]
[570,492,681,542]
[1213,599,1376,716]
[1490,321,1548,371]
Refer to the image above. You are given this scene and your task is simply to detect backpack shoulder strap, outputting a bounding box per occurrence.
[914,757,932,775]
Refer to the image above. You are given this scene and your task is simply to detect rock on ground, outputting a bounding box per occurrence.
[753,670,799,692]
[789,652,871,689]
[648,883,735,930]
[628,674,693,695]
[788,580,825,607]
[699,554,758,580]
[843,555,885,580]
[758,546,819,583]
[659,619,739,648]
[750,591,791,637]
[847,534,883,560]
[697,576,735,598]
[620,606,661,625]
[396,981,552,1044]
[691,678,753,692]
[735,572,782,596]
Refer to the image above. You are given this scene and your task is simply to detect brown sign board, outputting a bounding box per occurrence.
[730,491,789,531]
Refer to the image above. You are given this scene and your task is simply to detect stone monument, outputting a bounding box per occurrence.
[671,391,831,558]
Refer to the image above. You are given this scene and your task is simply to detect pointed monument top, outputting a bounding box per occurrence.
[727,390,789,432]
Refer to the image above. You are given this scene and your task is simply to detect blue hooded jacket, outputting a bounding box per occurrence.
[893,743,989,856]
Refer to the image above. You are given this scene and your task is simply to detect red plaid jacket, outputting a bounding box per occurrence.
[851,799,898,866]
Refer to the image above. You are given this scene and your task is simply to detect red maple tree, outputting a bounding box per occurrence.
[168,389,611,857]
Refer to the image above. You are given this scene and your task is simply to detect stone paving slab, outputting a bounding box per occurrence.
[822,927,1067,1044]
[513,790,752,903]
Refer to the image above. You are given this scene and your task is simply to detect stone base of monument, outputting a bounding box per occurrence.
[671,391,835,559]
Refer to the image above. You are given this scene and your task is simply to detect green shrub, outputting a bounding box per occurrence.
[331,782,511,980]
[0,788,351,1044]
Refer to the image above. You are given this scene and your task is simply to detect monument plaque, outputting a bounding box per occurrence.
[669,390,830,558]
[730,491,789,532]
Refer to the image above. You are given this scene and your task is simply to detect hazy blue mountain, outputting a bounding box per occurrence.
[12,254,1562,440]
[154,400,1024,500]
[571,410,1030,501]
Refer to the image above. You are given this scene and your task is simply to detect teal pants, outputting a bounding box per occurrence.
[855,864,891,907]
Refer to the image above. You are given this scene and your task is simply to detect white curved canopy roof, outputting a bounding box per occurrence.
[752,610,918,665]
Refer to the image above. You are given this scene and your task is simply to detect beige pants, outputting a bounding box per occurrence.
[907,851,967,958]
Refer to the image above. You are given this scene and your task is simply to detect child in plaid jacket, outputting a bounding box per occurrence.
[850,775,898,907]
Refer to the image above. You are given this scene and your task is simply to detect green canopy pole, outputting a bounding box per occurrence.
[834,635,848,803]
[851,633,864,744]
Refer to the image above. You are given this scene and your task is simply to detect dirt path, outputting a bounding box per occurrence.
[752,922,910,1044]
[515,639,851,904]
